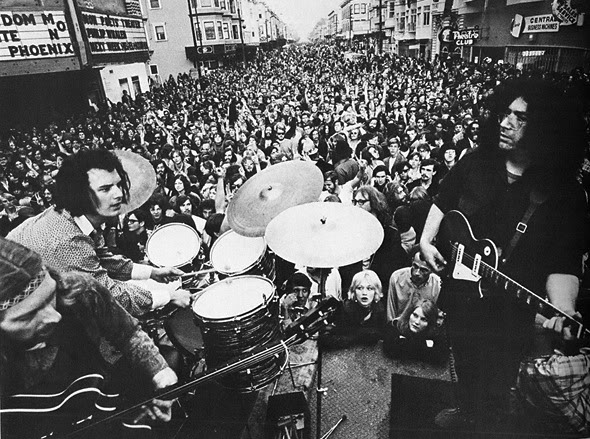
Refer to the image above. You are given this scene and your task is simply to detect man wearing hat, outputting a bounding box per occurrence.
[0,237,176,434]
[8,149,190,317]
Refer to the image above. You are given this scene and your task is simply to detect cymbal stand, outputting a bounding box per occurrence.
[315,267,329,439]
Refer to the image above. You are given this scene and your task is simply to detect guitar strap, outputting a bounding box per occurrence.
[500,189,548,266]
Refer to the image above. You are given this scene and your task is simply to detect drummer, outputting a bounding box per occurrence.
[7,149,192,318]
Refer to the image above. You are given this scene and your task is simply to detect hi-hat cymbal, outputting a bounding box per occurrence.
[227,161,323,237]
[114,150,156,215]
[265,202,384,268]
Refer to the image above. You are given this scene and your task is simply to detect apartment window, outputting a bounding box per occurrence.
[154,24,167,41]
[149,64,159,75]
[204,21,216,39]
[423,5,430,26]
[214,0,219,6]
[389,1,395,18]
[220,0,226,8]
[223,23,230,39]
[417,7,421,26]
[201,0,212,6]
[217,21,223,39]
[149,0,160,8]
[233,24,239,39]
[360,4,366,14]
[230,0,236,13]
[353,4,360,14]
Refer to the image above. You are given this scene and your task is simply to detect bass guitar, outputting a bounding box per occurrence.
[438,210,589,341]
[1,297,341,439]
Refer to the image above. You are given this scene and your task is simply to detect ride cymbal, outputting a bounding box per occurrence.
[265,202,384,268]
[227,161,323,237]
[114,150,157,214]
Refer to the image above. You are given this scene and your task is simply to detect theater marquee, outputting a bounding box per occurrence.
[81,11,148,55]
[0,11,74,61]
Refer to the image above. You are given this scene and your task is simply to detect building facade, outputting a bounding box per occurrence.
[0,0,150,130]
[450,0,588,71]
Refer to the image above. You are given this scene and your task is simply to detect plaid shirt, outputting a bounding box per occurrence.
[7,207,153,316]
[518,348,590,434]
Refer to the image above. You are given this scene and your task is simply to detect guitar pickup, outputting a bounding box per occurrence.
[452,244,482,282]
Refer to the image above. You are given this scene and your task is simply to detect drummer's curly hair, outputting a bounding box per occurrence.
[54,149,130,217]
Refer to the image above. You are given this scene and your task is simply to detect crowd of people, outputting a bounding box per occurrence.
[1,42,590,436]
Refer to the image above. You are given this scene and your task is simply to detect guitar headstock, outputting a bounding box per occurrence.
[284,297,341,343]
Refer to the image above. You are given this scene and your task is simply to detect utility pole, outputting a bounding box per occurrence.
[187,0,202,80]
[378,0,383,54]
[349,11,352,48]
[236,0,246,66]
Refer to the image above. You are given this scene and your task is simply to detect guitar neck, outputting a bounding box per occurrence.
[65,335,295,438]
[450,242,589,341]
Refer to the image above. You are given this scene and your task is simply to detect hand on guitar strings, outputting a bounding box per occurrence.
[542,312,582,342]
[132,366,178,424]
[134,398,174,424]
[420,242,447,273]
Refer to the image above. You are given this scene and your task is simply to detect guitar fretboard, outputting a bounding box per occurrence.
[450,242,589,341]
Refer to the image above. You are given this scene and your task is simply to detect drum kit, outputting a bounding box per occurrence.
[118,152,384,417]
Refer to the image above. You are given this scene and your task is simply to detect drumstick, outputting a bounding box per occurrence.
[180,268,218,278]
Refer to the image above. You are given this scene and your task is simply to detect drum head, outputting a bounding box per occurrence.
[192,275,275,320]
[164,308,203,358]
[210,230,267,275]
[146,223,201,268]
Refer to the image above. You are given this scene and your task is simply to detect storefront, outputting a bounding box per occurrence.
[457,0,588,72]
[0,7,84,131]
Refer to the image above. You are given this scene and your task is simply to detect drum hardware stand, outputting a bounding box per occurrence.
[319,414,347,439]
[315,267,329,439]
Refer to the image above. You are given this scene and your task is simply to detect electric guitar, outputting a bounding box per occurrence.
[438,210,589,341]
[1,297,341,439]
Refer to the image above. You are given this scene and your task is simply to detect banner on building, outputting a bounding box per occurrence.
[551,0,583,26]
[81,11,148,55]
[511,14,560,36]
[0,11,74,61]
[522,14,560,33]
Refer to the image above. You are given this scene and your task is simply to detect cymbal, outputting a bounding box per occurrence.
[114,150,156,215]
[227,161,323,237]
[265,202,384,268]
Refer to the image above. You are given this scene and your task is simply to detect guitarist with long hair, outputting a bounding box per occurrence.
[419,78,588,432]
[0,237,178,438]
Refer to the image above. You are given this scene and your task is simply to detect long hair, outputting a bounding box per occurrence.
[480,79,585,189]
[54,150,130,217]
[354,185,392,228]
[397,298,439,338]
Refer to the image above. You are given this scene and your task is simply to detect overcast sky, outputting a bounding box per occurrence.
[262,0,341,41]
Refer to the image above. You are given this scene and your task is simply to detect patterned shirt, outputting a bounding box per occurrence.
[518,348,590,434]
[7,207,156,316]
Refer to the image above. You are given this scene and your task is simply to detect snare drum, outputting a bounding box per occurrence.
[210,230,275,281]
[192,275,287,392]
[146,223,201,268]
